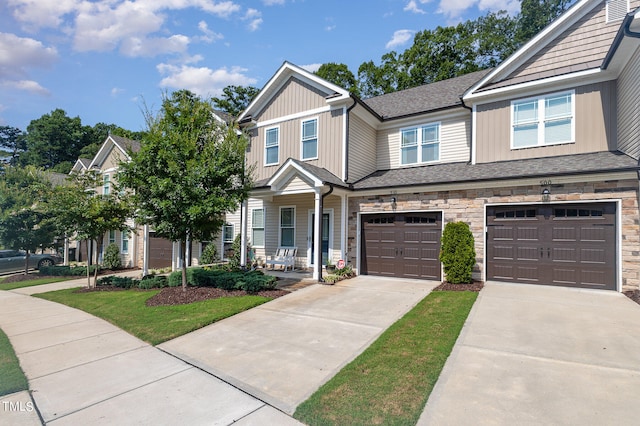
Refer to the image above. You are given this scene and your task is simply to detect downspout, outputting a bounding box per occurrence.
[460,96,473,164]
[317,184,334,282]
[344,97,358,183]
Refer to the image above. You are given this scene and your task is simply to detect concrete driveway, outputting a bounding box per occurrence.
[159,275,437,414]
[419,281,640,425]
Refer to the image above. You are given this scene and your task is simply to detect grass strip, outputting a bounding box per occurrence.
[0,277,71,291]
[294,291,477,426]
[0,328,28,397]
[35,288,273,345]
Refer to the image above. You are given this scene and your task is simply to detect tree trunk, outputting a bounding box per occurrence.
[181,240,187,292]
[23,250,30,275]
[93,241,102,288]
[86,240,91,288]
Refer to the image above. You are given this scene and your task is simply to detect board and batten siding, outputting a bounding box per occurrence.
[246,108,344,182]
[375,113,471,170]
[475,81,616,163]
[348,113,377,182]
[617,46,640,159]
[500,0,640,87]
[255,77,330,122]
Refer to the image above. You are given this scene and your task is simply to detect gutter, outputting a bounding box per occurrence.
[460,96,473,164]
[344,96,358,183]
[602,10,640,69]
[317,184,334,282]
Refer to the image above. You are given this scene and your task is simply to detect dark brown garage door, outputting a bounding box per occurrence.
[486,203,616,290]
[361,212,442,280]
[149,233,173,269]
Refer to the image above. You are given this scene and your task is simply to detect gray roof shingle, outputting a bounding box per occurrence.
[362,69,492,119]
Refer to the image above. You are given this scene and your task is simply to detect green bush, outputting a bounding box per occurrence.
[103,243,122,270]
[168,268,212,287]
[439,222,476,284]
[200,243,218,265]
[138,275,167,289]
[97,275,135,288]
[40,265,100,276]
[167,267,277,292]
[234,271,277,292]
[229,234,253,269]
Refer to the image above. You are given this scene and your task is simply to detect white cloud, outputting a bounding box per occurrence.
[157,63,258,96]
[8,0,80,29]
[120,34,191,57]
[300,63,322,73]
[404,0,428,14]
[477,0,520,15]
[197,21,224,43]
[243,8,263,32]
[263,0,285,5]
[111,87,124,97]
[386,29,415,49]
[2,79,51,96]
[0,33,58,79]
[437,0,519,20]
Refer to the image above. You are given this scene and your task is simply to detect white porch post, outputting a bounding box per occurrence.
[313,188,322,281]
[142,224,149,276]
[240,200,248,267]
[341,194,347,260]
[186,236,191,267]
[63,237,70,266]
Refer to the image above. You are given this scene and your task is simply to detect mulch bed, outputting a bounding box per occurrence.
[145,287,290,306]
[433,281,484,292]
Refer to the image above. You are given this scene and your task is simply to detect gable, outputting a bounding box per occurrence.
[256,77,330,122]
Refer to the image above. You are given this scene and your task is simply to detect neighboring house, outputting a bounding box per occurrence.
[235,0,640,292]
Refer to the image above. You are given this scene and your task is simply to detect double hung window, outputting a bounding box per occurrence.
[265,127,279,165]
[512,91,574,149]
[252,209,265,247]
[280,207,295,247]
[401,123,440,165]
[301,118,318,160]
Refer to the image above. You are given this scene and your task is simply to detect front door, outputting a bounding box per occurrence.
[309,212,330,266]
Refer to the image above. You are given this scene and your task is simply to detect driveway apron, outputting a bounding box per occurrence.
[419,281,640,425]
[159,276,436,414]
[0,284,301,425]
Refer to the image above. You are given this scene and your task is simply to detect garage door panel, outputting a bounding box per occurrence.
[487,203,616,291]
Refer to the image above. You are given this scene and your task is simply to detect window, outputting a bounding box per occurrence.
[512,91,574,149]
[103,174,110,195]
[109,230,116,245]
[265,127,279,165]
[301,118,318,160]
[223,223,234,243]
[280,207,295,247]
[401,123,440,165]
[252,209,265,247]
[121,231,129,254]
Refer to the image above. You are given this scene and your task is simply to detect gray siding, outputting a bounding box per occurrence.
[255,77,329,122]
[347,113,377,183]
[475,81,616,163]
[617,46,640,159]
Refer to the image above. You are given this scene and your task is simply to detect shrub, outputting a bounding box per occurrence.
[229,234,252,270]
[168,268,212,287]
[200,243,218,265]
[97,275,135,288]
[103,243,122,270]
[234,271,277,292]
[138,275,167,289]
[439,222,476,284]
[40,265,100,276]
[167,267,277,292]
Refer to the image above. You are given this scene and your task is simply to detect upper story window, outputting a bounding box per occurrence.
[265,127,279,166]
[511,91,574,149]
[301,118,318,160]
[103,174,110,195]
[401,123,440,165]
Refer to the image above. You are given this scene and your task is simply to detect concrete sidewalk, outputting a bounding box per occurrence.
[419,282,640,425]
[0,288,301,425]
[9,269,143,296]
[160,276,437,414]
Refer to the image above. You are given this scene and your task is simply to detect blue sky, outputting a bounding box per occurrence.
[0,0,519,133]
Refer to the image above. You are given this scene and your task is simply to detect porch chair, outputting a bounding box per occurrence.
[265,247,297,272]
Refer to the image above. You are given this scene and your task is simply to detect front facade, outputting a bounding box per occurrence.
[236,0,640,291]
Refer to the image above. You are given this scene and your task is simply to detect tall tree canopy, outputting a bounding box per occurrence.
[118,90,254,289]
[0,126,26,166]
[212,85,260,118]
[315,63,359,96]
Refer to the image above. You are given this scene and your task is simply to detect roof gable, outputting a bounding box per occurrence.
[89,135,140,170]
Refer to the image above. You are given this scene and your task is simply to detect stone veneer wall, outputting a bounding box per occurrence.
[348,178,640,291]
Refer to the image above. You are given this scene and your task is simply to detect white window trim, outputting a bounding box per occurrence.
[121,230,129,254]
[252,209,265,248]
[279,206,296,248]
[510,90,575,150]
[103,174,110,195]
[108,230,116,245]
[300,117,319,161]
[399,122,441,165]
[223,223,234,243]
[264,126,280,166]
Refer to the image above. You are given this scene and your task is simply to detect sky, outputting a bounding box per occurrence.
[0,0,520,133]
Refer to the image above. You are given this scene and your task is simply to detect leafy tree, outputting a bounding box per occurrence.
[439,222,476,284]
[103,243,122,270]
[0,166,56,274]
[118,90,253,290]
[49,171,133,287]
[516,0,574,46]
[315,63,359,96]
[358,52,410,98]
[212,85,260,118]
[0,126,27,166]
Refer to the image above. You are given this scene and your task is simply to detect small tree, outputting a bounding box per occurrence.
[200,243,218,265]
[439,222,476,284]
[103,243,122,270]
[118,90,253,291]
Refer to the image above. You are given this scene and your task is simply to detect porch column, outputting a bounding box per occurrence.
[63,237,70,266]
[240,200,248,267]
[341,194,347,260]
[314,187,323,281]
[142,224,149,276]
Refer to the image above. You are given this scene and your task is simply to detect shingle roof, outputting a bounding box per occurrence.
[253,158,347,189]
[352,151,638,190]
[110,135,141,153]
[362,69,492,120]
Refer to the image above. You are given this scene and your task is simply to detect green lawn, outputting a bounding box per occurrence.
[0,328,28,397]
[35,288,274,345]
[0,276,72,291]
[294,291,477,426]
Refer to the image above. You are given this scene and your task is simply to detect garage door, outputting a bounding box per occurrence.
[149,233,173,269]
[486,203,616,290]
[361,212,442,280]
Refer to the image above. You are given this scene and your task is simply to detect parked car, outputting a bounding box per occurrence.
[0,250,63,274]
